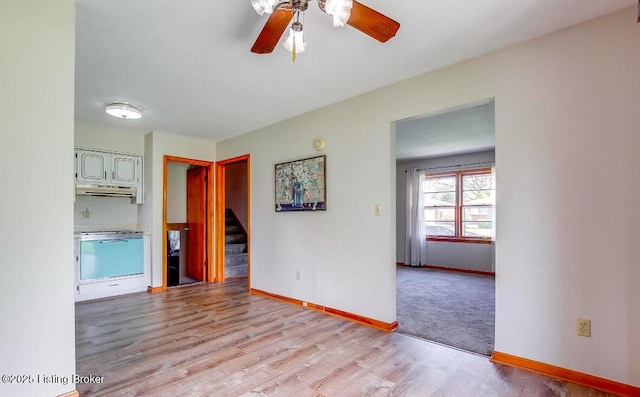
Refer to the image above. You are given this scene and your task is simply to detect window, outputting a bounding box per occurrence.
[423,168,495,242]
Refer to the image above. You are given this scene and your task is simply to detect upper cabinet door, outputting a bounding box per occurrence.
[111,154,139,187]
[75,149,142,187]
[76,149,108,184]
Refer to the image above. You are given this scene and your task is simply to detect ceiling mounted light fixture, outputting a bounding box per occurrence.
[251,0,279,15]
[105,103,142,120]
[323,0,352,27]
[282,20,306,62]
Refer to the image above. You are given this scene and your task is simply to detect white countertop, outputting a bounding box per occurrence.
[74,225,150,234]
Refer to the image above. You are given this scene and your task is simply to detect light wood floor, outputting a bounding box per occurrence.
[76,279,613,396]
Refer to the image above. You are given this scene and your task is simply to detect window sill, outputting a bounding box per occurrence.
[426,237,492,245]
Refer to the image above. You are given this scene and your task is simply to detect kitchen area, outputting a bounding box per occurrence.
[73,121,218,302]
[73,145,151,301]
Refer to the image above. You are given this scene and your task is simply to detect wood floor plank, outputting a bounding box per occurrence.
[76,279,617,396]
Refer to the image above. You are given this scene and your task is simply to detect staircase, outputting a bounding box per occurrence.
[225,209,248,278]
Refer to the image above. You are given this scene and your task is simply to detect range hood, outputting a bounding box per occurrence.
[76,184,137,198]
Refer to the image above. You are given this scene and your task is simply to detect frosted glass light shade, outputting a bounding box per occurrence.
[324,0,352,27]
[282,28,306,53]
[105,103,142,119]
[251,0,278,15]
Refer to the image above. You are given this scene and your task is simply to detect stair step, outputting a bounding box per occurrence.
[225,225,242,234]
[224,210,247,266]
[225,263,248,278]
[226,243,247,254]
[225,234,246,244]
[225,253,248,267]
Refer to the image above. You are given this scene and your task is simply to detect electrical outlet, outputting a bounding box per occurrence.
[80,208,90,219]
[577,318,591,337]
[296,270,301,281]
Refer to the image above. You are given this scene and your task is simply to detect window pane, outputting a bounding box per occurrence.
[462,190,495,205]
[424,176,456,193]
[425,222,455,236]
[424,192,455,206]
[424,207,455,221]
[462,221,492,238]
[462,206,494,221]
[462,174,494,190]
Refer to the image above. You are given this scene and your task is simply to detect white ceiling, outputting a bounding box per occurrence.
[396,100,495,161]
[75,0,634,144]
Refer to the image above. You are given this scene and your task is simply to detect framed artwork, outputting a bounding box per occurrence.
[275,155,326,212]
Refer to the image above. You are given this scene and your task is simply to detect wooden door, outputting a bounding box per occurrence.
[186,166,207,281]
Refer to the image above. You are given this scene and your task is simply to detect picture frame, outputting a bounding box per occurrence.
[275,155,326,212]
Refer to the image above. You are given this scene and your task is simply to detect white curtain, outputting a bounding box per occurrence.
[404,168,427,266]
[491,165,497,242]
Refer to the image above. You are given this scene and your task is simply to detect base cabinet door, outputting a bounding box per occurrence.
[74,234,150,301]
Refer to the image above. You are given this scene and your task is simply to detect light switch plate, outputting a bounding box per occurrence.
[375,204,382,216]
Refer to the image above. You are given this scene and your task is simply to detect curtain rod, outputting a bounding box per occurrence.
[405,160,494,172]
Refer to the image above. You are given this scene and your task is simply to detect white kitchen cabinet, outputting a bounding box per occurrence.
[75,148,141,187]
[111,153,139,187]
[75,148,143,203]
[76,149,109,184]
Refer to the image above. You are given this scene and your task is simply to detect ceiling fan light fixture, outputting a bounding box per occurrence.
[251,0,278,15]
[283,21,306,56]
[324,0,352,27]
[105,103,142,120]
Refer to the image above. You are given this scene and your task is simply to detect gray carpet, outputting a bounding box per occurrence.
[396,266,495,356]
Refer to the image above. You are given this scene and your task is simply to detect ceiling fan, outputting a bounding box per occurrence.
[250,0,400,57]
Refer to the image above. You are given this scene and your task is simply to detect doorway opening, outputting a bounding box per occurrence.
[394,99,496,356]
[163,155,215,288]
[215,154,250,287]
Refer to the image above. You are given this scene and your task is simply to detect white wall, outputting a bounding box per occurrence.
[423,242,493,272]
[166,162,189,223]
[396,150,495,271]
[0,1,77,396]
[492,8,639,384]
[217,6,639,387]
[140,131,216,287]
[74,195,140,230]
[217,103,398,324]
[225,161,248,230]
[75,120,145,153]
[74,122,146,230]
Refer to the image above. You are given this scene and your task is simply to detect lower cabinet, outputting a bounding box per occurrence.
[74,233,150,302]
[77,275,149,300]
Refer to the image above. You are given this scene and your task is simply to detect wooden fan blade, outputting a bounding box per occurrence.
[251,6,293,54]
[347,1,400,43]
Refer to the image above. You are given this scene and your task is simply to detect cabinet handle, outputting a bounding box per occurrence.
[99,239,128,244]
[104,171,107,179]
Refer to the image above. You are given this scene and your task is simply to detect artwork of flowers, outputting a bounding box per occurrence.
[275,155,326,212]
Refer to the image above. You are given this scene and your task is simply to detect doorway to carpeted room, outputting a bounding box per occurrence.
[396,265,495,356]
